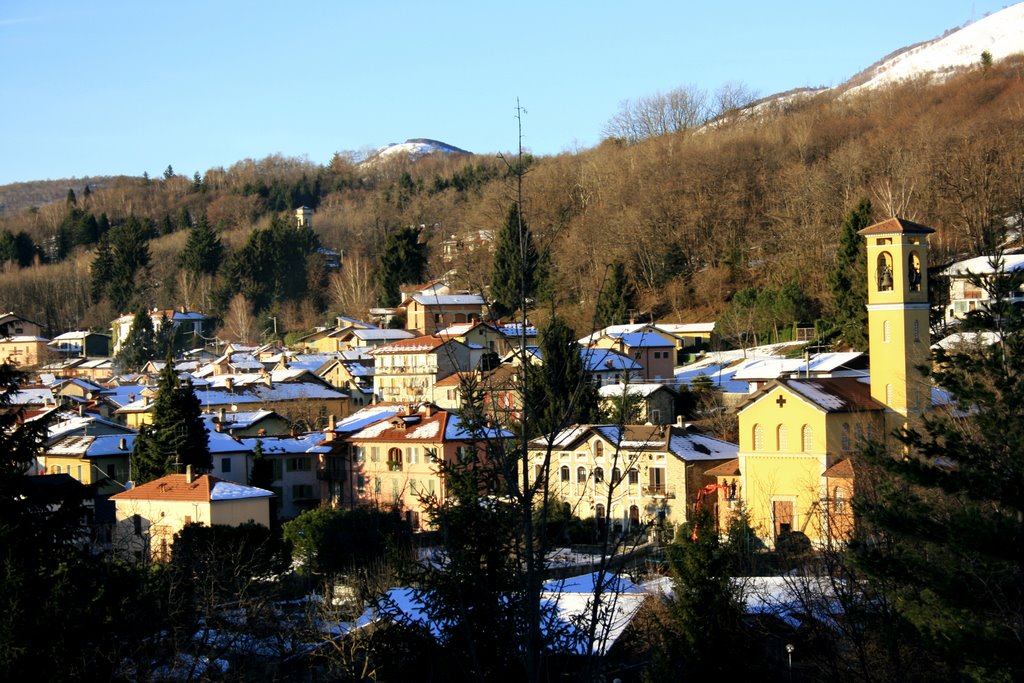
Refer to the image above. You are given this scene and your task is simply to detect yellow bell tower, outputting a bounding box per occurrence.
[858,218,934,431]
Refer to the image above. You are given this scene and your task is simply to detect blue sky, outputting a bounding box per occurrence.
[0,1,1014,185]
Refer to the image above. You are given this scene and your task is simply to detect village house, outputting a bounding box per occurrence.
[344,403,511,528]
[370,335,474,404]
[402,292,487,335]
[238,432,328,520]
[0,311,44,337]
[941,253,1024,325]
[586,325,678,382]
[111,308,214,355]
[42,434,136,496]
[47,330,112,358]
[110,470,273,562]
[0,333,50,368]
[597,382,678,424]
[529,423,737,532]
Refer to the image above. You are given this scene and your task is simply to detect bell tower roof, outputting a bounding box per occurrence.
[857,217,935,237]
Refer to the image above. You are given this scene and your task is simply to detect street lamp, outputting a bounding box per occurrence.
[786,643,795,682]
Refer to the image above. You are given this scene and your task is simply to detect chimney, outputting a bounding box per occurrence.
[676,415,684,428]
[119,438,127,451]
[129,392,135,403]
[328,414,337,431]
[78,404,84,417]
[224,376,234,392]
[424,404,434,418]
[186,464,195,484]
[218,407,226,422]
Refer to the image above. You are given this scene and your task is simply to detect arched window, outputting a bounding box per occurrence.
[908,252,922,292]
[594,466,605,483]
[882,319,891,343]
[629,505,640,527]
[612,467,621,485]
[560,465,570,483]
[776,424,788,451]
[877,252,894,291]
[801,425,813,452]
[595,503,606,519]
[753,424,764,451]
[841,423,851,451]
[577,466,587,484]
[387,447,402,471]
[594,441,604,459]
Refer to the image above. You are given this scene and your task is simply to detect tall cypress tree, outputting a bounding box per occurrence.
[131,364,210,483]
[490,203,540,319]
[594,261,636,329]
[526,314,601,438]
[373,226,428,307]
[827,199,872,350]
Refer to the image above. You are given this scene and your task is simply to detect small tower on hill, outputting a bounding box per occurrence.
[295,206,313,229]
[858,217,934,430]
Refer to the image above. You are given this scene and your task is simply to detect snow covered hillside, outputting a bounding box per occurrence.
[846,2,1024,93]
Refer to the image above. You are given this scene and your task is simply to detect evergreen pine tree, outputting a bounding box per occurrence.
[131,364,210,483]
[526,314,601,437]
[90,217,151,312]
[660,506,750,677]
[490,203,540,319]
[827,199,872,350]
[373,226,428,307]
[90,238,113,304]
[594,261,636,329]
[65,188,76,206]
[114,311,156,373]
[178,214,224,276]
[155,314,176,359]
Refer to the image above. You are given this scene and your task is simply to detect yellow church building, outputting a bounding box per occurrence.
[721,217,934,547]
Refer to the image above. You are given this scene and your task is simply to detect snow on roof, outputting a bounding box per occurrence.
[580,347,641,372]
[406,420,441,439]
[598,382,673,398]
[443,413,514,441]
[48,433,136,457]
[933,331,1002,350]
[1,335,49,342]
[606,331,674,347]
[47,413,134,440]
[409,293,485,306]
[944,253,1024,277]
[334,405,403,434]
[352,328,416,341]
[210,480,273,500]
[5,388,54,405]
[668,432,738,461]
[239,432,325,454]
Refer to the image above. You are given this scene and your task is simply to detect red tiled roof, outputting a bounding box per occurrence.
[111,474,219,502]
[823,459,855,478]
[369,335,448,354]
[857,217,935,236]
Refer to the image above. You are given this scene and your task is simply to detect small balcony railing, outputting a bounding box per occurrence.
[642,484,675,498]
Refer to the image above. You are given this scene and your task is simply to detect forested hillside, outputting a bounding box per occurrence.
[2,56,1023,339]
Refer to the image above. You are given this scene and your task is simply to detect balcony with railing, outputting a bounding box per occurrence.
[641,484,676,498]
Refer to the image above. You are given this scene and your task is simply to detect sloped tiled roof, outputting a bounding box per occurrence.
[705,458,741,477]
[111,474,272,502]
[857,217,935,236]
[822,459,854,478]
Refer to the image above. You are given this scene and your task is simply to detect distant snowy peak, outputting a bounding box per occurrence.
[846,3,1024,93]
[362,138,471,165]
